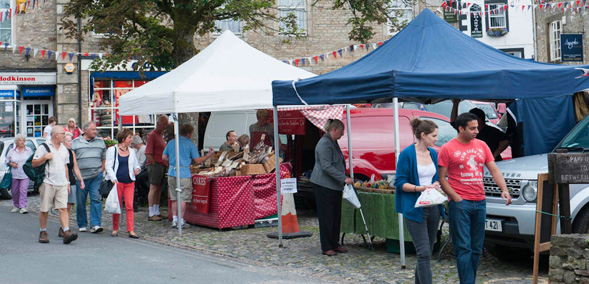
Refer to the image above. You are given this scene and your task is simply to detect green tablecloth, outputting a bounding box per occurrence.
[341,191,412,241]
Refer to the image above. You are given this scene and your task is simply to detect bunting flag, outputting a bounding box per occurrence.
[41,49,45,58]
[332,51,337,59]
[47,50,52,60]
[33,48,37,57]
[441,0,589,16]
[294,58,299,66]
[19,46,23,54]
[68,52,74,61]
[25,47,30,56]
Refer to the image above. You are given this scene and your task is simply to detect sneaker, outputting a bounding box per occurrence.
[90,226,103,233]
[58,227,64,238]
[78,227,87,232]
[148,215,162,221]
[39,231,49,243]
[181,222,190,229]
[11,207,19,213]
[19,208,28,214]
[62,229,78,244]
[172,220,178,229]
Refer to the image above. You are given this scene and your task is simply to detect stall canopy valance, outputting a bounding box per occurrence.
[119,31,315,116]
[272,8,589,106]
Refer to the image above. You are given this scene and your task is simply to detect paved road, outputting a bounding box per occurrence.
[0,208,331,284]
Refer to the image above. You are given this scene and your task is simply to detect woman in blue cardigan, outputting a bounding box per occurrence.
[394,118,445,284]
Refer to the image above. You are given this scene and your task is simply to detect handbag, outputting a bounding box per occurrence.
[343,184,361,209]
[1,167,12,189]
[99,147,117,198]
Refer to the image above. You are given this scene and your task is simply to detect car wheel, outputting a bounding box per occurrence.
[0,186,11,200]
[485,244,533,261]
[573,206,589,233]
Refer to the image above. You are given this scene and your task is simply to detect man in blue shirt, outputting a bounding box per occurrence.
[163,125,214,229]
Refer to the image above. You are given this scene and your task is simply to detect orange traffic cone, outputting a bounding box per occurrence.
[281,193,300,233]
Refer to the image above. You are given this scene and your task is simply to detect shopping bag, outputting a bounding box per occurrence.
[104,185,121,214]
[343,184,361,209]
[0,168,12,189]
[415,187,447,208]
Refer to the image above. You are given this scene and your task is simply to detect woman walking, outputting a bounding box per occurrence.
[394,118,445,284]
[311,119,353,256]
[64,132,85,214]
[6,134,32,214]
[105,129,141,238]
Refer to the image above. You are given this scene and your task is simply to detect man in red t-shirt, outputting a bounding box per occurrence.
[438,112,511,284]
[145,115,169,221]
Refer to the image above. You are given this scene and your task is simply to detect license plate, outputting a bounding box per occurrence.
[485,218,502,232]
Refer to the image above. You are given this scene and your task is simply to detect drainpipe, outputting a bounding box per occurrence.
[77,17,82,125]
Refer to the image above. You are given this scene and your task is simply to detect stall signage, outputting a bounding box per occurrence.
[548,153,589,184]
[192,175,211,214]
[22,86,55,97]
[0,90,15,98]
[561,34,583,62]
[281,178,297,194]
[268,110,306,135]
[0,72,57,85]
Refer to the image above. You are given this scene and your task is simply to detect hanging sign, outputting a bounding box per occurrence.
[561,34,583,62]
[470,4,483,38]
[444,2,458,23]
[268,110,306,135]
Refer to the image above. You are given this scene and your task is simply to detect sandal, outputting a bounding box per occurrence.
[129,233,139,239]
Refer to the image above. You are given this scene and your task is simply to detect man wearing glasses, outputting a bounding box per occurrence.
[33,126,78,244]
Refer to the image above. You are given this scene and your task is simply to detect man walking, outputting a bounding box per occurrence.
[438,113,512,284]
[34,126,78,244]
[163,125,214,228]
[72,121,106,233]
[145,115,169,221]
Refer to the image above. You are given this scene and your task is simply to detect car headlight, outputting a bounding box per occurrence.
[522,181,538,202]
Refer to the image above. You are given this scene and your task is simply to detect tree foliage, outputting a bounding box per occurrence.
[62,0,409,71]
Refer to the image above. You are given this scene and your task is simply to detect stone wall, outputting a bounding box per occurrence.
[549,234,589,283]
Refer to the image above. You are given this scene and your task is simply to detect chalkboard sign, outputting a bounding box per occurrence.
[548,153,589,184]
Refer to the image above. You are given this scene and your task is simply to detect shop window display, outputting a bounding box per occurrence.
[90,79,156,139]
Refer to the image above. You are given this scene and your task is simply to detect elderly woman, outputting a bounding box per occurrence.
[106,129,141,238]
[7,134,33,214]
[311,119,353,256]
[64,132,85,214]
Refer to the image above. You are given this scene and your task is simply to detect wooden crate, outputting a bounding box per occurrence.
[262,154,283,173]
[240,164,266,175]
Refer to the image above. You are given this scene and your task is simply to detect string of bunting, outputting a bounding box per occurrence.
[0,0,49,24]
[281,41,385,67]
[441,0,589,16]
[0,41,108,61]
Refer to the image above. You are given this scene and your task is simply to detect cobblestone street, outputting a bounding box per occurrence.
[2,194,549,284]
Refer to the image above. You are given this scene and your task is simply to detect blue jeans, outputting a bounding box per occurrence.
[448,199,486,284]
[77,173,103,228]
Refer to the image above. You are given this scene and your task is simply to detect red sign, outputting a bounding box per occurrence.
[268,110,306,135]
[192,175,211,214]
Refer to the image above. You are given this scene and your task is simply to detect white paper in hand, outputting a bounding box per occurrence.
[415,187,447,208]
[104,185,121,214]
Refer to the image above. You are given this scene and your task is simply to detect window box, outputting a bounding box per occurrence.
[487,28,508,37]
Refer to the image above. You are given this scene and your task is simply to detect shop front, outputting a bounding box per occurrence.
[0,72,56,138]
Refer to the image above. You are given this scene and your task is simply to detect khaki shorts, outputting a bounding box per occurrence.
[39,183,68,212]
[147,163,167,186]
[168,177,192,202]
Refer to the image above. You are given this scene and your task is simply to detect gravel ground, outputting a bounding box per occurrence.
[1,194,549,284]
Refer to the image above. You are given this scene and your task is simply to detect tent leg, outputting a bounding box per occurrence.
[346,105,354,178]
[273,106,283,248]
[174,113,182,236]
[393,98,406,268]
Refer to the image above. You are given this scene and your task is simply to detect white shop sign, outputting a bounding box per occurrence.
[281,178,297,194]
[0,72,57,85]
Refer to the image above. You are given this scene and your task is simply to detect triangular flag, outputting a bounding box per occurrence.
[33,48,38,57]
[3,43,7,52]
[62,51,66,60]
[301,58,305,65]
[69,52,74,61]
[84,52,88,56]
[338,49,343,57]
[294,59,299,66]
[288,59,292,65]
[319,54,324,61]
[332,51,337,59]
[349,45,354,52]
[47,50,52,60]
[91,53,96,60]
[378,42,383,46]
[313,56,318,63]
[25,47,30,56]
[578,0,581,6]
[98,53,103,59]
[41,49,45,58]
[19,46,23,54]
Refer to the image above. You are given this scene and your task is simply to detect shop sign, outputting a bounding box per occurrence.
[281,178,297,194]
[470,4,482,38]
[0,90,15,98]
[443,1,458,23]
[192,175,211,214]
[22,86,55,97]
[268,110,306,135]
[561,34,583,62]
[0,72,57,85]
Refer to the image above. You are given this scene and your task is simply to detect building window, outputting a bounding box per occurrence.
[214,19,242,35]
[90,79,156,139]
[0,0,13,44]
[387,0,413,35]
[549,20,561,61]
[278,0,307,35]
[485,0,509,31]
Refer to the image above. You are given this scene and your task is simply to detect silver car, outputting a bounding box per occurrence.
[0,137,47,199]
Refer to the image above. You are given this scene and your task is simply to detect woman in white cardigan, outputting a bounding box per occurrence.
[105,129,141,238]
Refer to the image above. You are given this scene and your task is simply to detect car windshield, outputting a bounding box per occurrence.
[475,104,498,119]
[423,100,478,119]
[556,116,589,149]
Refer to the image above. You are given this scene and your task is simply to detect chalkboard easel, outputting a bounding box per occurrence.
[532,173,558,284]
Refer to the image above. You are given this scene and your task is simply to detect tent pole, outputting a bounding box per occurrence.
[273,106,283,247]
[174,112,182,236]
[345,105,354,178]
[393,98,406,268]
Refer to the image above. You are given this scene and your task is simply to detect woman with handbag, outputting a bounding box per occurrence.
[6,134,33,214]
[311,119,353,256]
[105,129,141,238]
[394,118,445,284]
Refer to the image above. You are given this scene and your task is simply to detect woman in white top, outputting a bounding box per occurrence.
[6,134,33,214]
[394,118,444,284]
[105,129,141,238]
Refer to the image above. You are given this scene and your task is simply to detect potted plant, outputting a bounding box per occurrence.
[487,28,508,37]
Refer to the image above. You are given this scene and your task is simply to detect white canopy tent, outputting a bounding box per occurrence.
[119,30,316,236]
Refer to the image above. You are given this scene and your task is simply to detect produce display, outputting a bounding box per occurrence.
[353,177,395,194]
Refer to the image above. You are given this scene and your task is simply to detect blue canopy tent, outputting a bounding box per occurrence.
[271,8,589,266]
